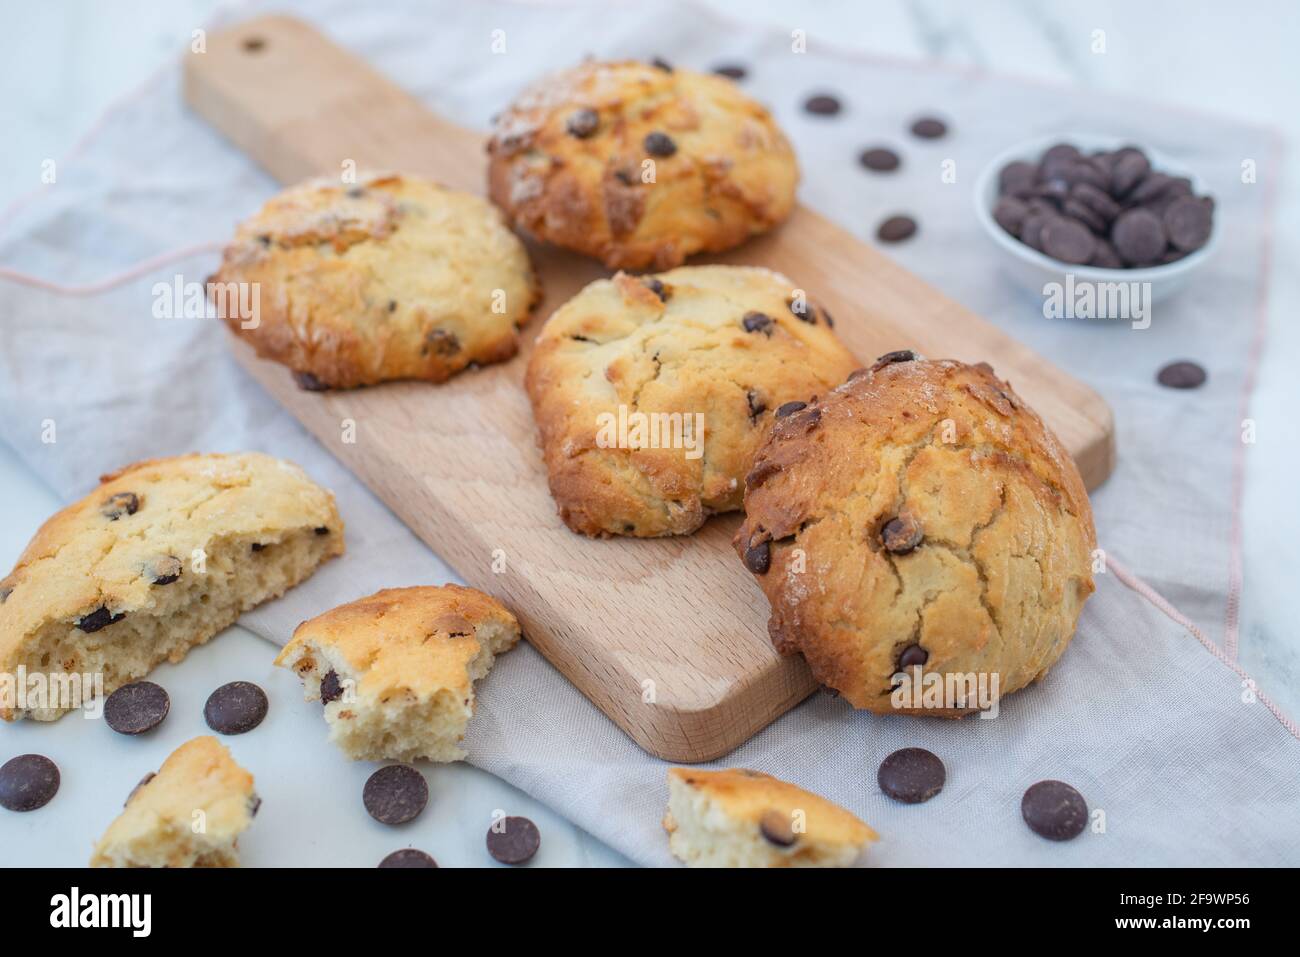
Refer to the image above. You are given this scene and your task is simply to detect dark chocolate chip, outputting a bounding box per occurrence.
[909,116,947,139]
[247,794,262,817]
[746,390,767,421]
[803,94,841,116]
[1059,160,1109,192]
[1041,217,1097,265]
[1018,212,1054,251]
[1125,171,1173,206]
[1111,208,1167,265]
[104,681,170,735]
[643,132,677,157]
[859,147,900,172]
[998,160,1038,196]
[897,643,929,669]
[379,849,439,868]
[0,586,11,604]
[76,605,124,633]
[0,754,59,812]
[565,108,599,139]
[1162,196,1213,252]
[125,772,155,806]
[1156,360,1207,390]
[878,747,945,804]
[1089,239,1123,269]
[881,514,923,553]
[993,197,1029,235]
[1021,780,1088,841]
[775,400,806,418]
[643,277,670,301]
[426,329,460,357]
[650,57,672,72]
[314,526,330,535]
[759,809,798,847]
[294,371,328,391]
[876,215,917,243]
[713,64,747,80]
[486,816,541,864]
[741,311,773,335]
[150,555,182,586]
[1111,149,1150,196]
[787,298,816,323]
[1061,199,1106,235]
[320,669,344,704]
[388,300,398,312]
[203,680,269,735]
[873,349,918,370]
[346,187,366,198]
[363,765,428,826]
[1034,176,1070,204]
[257,234,272,247]
[250,542,267,553]
[743,540,771,575]
[1071,182,1120,222]
[101,492,139,521]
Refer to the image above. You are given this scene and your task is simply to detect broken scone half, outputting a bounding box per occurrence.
[275,585,520,762]
[663,768,877,868]
[0,452,344,721]
[91,736,259,868]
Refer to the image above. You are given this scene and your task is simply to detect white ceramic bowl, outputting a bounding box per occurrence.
[973,133,1217,304]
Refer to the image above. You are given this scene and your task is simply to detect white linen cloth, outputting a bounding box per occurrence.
[0,0,1295,865]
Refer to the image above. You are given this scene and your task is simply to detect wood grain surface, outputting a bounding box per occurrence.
[183,15,1115,761]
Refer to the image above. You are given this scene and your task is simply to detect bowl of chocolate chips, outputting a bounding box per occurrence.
[975,135,1217,303]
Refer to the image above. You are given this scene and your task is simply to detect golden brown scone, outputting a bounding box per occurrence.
[210,171,539,389]
[734,353,1097,712]
[525,266,858,537]
[488,60,798,270]
[0,452,344,721]
[274,585,520,762]
[663,768,877,868]
[91,736,258,868]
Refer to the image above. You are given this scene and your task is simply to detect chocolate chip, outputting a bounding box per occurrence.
[873,349,918,370]
[876,215,917,243]
[203,681,268,735]
[346,187,366,199]
[881,514,923,553]
[643,277,670,301]
[486,816,541,864]
[1059,160,1109,192]
[1163,196,1213,252]
[759,809,798,847]
[250,542,267,553]
[0,586,11,604]
[1126,171,1173,206]
[387,300,397,312]
[1111,208,1167,265]
[294,371,328,391]
[1041,217,1097,265]
[1156,360,1207,390]
[743,540,771,575]
[643,132,677,157]
[787,298,816,323]
[742,311,773,335]
[775,400,806,418]
[878,747,945,804]
[1021,780,1088,841]
[565,108,599,138]
[257,234,272,247]
[1061,199,1106,235]
[897,643,928,669]
[998,160,1038,196]
[76,605,124,633]
[104,681,170,735]
[150,555,182,586]
[101,492,139,520]
[363,765,428,826]
[1111,149,1150,196]
[320,669,344,704]
[1071,182,1120,222]
[125,772,155,806]
[1034,176,1070,204]
[379,849,439,868]
[803,94,841,116]
[909,116,947,139]
[247,794,262,817]
[713,64,747,80]
[993,197,1029,235]
[859,147,900,172]
[1018,211,1054,251]
[746,390,767,421]
[0,754,59,812]
[314,526,330,535]
[1090,239,1123,269]
[651,57,672,72]
[426,329,460,356]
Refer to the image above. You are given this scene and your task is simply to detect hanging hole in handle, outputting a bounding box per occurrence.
[242,36,266,53]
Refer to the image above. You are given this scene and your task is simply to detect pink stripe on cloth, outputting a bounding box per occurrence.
[0,242,225,296]
[1108,554,1300,741]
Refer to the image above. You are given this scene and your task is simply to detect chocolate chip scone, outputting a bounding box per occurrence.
[275,585,520,763]
[488,60,798,270]
[525,266,858,537]
[734,354,1097,713]
[0,452,344,721]
[91,736,258,867]
[211,171,540,390]
[663,768,877,868]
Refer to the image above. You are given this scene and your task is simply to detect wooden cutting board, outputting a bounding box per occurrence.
[183,15,1115,762]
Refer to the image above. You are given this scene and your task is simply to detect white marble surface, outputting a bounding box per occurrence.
[1,0,1296,866]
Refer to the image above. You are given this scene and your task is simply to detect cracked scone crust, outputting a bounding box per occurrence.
[734,355,1096,712]
[211,171,539,389]
[663,768,876,868]
[525,266,859,537]
[91,736,258,868]
[488,61,798,270]
[0,452,344,721]
[274,585,520,762]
